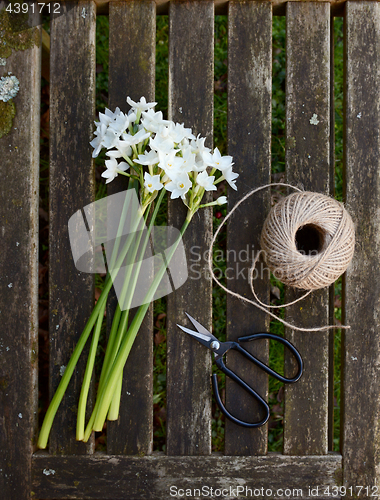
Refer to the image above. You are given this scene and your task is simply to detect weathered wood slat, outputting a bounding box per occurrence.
[342,1,380,489]
[166,0,214,455]
[93,0,348,17]
[328,18,336,452]
[32,452,342,499]
[284,1,331,455]
[0,4,40,498]
[107,0,156,456]
[49,1,96,454]
[225,0,272,456]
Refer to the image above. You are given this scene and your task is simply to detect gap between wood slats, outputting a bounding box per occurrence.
[284,1,330,456]
[225,0,272,456]
[166,0,214,456]
[106,0,155,457]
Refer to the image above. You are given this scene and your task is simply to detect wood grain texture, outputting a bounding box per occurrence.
[284,1,331,456]
[0,5,40,498]
[32,452,342,499]
[49,1,96,454]
[166,0,214,456]
[225,0,272,456]
[107,0,155,456]
[328,18,336,453]
[93,0,349,17]
[342,1,380,490]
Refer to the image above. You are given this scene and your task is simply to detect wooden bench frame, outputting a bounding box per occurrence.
[1,1,379,498]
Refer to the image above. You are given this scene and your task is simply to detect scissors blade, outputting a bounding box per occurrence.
[184,312,219,342]
[176,324,213,349]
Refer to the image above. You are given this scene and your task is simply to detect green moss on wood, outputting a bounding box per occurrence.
[0,377,9,389]
[0,99,15,138]
[0,5,40,59]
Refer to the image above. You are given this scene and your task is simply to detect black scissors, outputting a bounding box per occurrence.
[177,313,303,428]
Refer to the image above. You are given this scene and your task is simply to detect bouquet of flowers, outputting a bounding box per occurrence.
[37,96,239,448]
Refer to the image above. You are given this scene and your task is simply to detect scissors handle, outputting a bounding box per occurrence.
[212,333,303,428]
[212,356,270,428]
[237,333,303,384]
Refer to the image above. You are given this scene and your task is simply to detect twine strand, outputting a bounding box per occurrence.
[207,183,355,332]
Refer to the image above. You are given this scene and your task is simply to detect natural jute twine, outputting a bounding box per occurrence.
[208,184,356,332]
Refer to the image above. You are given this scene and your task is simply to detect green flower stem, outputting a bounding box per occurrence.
[90,218,190,433]
[76,299,106,441]
[100,214,148,415]
[37,280,110,449]
[37,195,145,450]
[99,189,167,423]
[214,175,225,185]
[97,303,122,392]
[76,183,138,440]
[108,181,134,272]
[108,374,123,420]
[124,156,135,168]
[82,189,166,437]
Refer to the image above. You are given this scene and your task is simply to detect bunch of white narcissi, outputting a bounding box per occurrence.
[37,97,238,448]
[91,96,237,215]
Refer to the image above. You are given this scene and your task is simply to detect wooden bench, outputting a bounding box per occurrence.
[1,0,380,498]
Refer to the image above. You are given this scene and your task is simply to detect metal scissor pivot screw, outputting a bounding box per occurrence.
[210,341,220,350]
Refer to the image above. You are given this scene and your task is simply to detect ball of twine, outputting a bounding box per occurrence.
[260,191,355,290]
[208,183,355,330]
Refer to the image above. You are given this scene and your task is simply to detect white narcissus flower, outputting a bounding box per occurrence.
[98,107,121,127]
[203,147,234,172]
[190,134,211,158]
[108,111,130,136]
[158,150,184,178]
[168,122,195,143]
[144,172,163,193]
[165,172,192,199]
[149,125,175,153]
[216,196,227,205]
[109,139,132,159]
[102,128,120,150]
[127,96,157,113]
[90,122,107,158]
[101,158,129,184]
[135,150,159,166]
[179,147,197,173]
[106,147,132,160]
[141,109,170,133]
[121,128,150,146]
[223,166,239,191]
[196,170,217,191]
